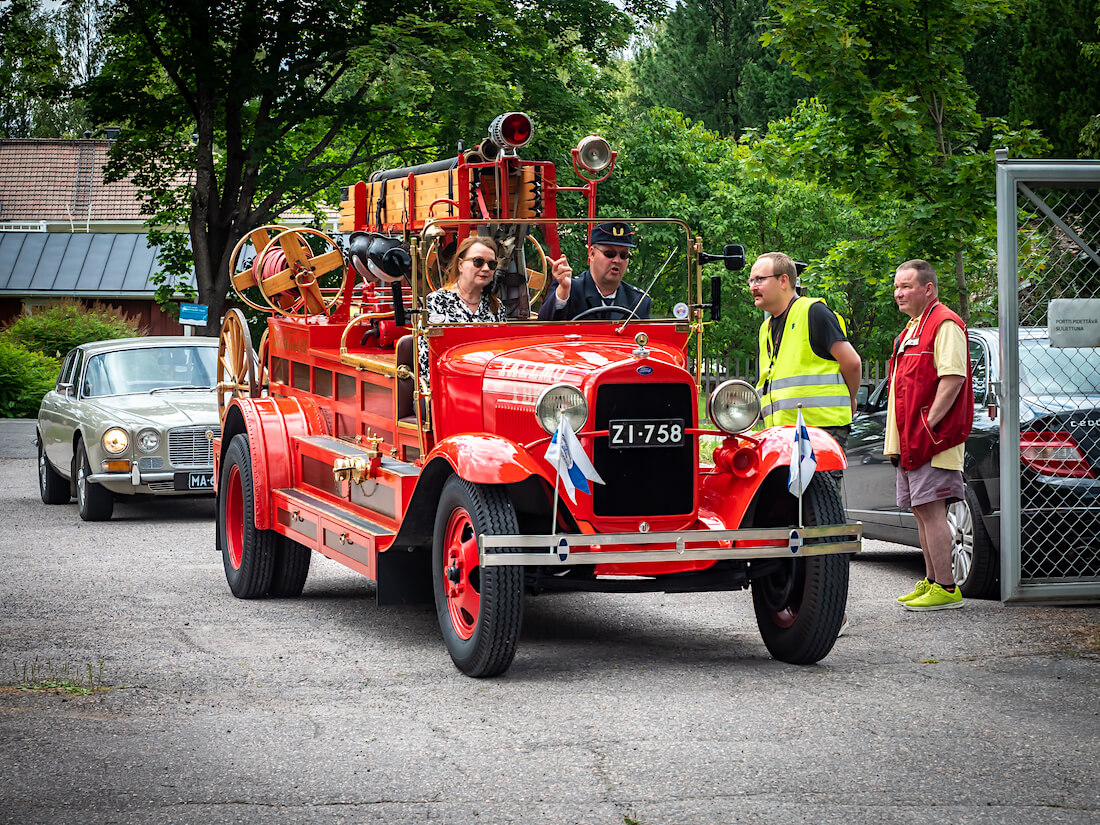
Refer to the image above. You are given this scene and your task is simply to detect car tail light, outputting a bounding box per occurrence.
[1020,430,1097,478]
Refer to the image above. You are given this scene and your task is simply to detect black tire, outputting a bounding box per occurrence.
[432,476,524,677]
[751,473,850,665]
[268,536,311,597]
[217,433,276,598]
[38,437,70,504]
[75,439,113,521]
[951,485,999,599]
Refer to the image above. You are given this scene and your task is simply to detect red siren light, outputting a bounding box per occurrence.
[489,112,534,150]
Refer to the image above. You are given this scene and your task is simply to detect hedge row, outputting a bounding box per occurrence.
[0,301,145,418]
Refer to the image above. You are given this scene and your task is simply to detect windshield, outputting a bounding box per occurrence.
[82,346,218,397]
[415,218,699,326]
[1020,338,1100,395]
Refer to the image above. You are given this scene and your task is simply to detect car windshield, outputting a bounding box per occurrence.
[1020,338,1100,395]
[417,218,699,326]
[82,346,217,397]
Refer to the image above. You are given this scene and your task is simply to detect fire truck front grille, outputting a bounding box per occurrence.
[592,382,694,517]
[168,426,218,468]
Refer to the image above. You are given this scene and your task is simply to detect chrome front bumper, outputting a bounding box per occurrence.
[479,523,861,566]
[87,467,214,487]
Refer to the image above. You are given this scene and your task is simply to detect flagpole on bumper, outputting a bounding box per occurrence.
[550,415,563,537]
[796,404,804,529]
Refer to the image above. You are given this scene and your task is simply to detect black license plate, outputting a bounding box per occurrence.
[608,419,685,448]
[175,471,214,491]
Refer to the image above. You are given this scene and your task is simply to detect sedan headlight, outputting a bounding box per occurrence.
[137,429,160,452]
[708,380,761,434]
[536,384,588,435]
[102,427,130,454]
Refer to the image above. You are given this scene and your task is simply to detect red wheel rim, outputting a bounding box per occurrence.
[760,560,802,628]
[442,507,480,640]
[771,605,798,629]
[225,464,244,570]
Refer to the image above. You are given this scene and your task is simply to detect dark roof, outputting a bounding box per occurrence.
[0,139,169,224]
[0,232,196,296]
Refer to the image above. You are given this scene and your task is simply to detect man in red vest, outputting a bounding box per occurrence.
[886,260,974,611]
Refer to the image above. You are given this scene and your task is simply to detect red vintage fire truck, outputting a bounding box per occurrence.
[214,112,860,677]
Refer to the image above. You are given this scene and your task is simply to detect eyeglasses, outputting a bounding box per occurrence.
[596,247,631,261]
[747,275,778,287]
[462,256,498,270]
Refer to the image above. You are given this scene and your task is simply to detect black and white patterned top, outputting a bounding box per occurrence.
[418,288,507,381]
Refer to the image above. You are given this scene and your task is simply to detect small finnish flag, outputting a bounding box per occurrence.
[787,407,817,497]
[544,416,605,503]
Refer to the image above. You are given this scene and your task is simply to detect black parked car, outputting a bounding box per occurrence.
[845,327,1100,598]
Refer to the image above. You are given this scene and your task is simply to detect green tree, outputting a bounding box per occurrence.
[84,0,637,335]
[1011,0,1100,157]
[593,107,881,361]
[629,0,810,137]
[964,15,1023,122]
[0,0,104,138]
[762,0,1048,324]
[1081,7,1100,152]
[0,0,63,137]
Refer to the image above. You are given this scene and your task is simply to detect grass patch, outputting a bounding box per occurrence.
[10,657,114,695]
[699,434,720,465]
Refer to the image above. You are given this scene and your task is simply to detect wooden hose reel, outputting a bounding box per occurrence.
[229,226,348,317]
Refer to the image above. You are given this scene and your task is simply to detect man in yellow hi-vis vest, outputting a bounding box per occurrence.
[751,252,862,441]
[751,251,862,637]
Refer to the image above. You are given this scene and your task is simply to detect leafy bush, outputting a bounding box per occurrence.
[4,299,144,358]
[0,338,60,418]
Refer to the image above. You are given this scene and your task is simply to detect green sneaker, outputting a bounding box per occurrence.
[897,578,933,604]
[904,583,963,611]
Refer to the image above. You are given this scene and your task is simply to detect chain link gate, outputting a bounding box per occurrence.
[995,152,1100,603]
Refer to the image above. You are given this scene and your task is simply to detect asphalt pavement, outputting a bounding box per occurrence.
[1,419,36,460]
[1,417,1098,824]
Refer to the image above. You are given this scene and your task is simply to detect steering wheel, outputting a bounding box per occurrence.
[570,304,636,321]
[216,309,258,421]
[523,234,549,307]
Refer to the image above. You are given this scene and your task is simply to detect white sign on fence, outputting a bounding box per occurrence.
[1049,299,1100,348]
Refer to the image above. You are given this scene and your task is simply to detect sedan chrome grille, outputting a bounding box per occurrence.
[168,426,218,468]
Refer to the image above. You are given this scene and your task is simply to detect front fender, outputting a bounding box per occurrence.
[701,425,848,530]
[389,434,545,550]
[756,425,847,475]
[218,395,327,530]
[428,433,543,485]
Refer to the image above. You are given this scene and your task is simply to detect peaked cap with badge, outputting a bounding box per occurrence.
[590,221,635,247]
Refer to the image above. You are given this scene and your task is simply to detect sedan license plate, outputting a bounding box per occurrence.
[175,471,214,491]
[608,419,684,449]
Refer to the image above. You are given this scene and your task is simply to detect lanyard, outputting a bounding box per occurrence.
[765,296,799,363]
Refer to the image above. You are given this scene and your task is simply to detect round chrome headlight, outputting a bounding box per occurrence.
[536,384,588,435]
[708,380,761,434]
[102,427,130,454]
[575,135,612,173]
[137,429,160,452]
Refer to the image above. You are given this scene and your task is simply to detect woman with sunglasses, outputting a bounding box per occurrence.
[419,236,507,381]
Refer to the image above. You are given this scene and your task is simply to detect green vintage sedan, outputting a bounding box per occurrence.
[36,336,221,521]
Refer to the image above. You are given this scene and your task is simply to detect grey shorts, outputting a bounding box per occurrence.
[896,462,964,509]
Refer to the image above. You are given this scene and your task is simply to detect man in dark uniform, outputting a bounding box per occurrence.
[537,222,652,320]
